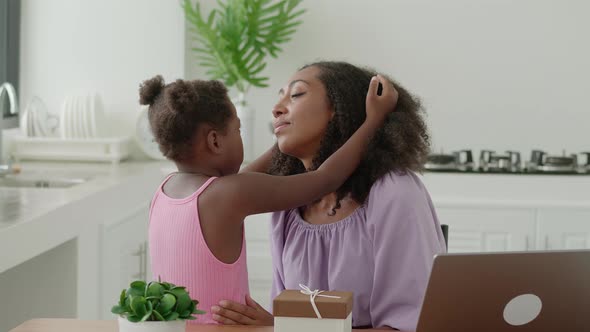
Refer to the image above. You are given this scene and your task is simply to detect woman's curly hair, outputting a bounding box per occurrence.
[269,61,430,213]
[138,75,232,161]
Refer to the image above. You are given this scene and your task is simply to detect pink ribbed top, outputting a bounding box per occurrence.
[148,174,249,324]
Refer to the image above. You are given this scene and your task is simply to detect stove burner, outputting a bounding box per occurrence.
[424,150,590,174]
[427,154,456,165]
[526,150,580,174]
[545,156,575,166]
[424,150,474,172]
[479,150,521,173]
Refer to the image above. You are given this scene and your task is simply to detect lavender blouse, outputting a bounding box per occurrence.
[269,171,446,331]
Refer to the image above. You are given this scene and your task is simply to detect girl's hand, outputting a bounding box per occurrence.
[365,75,398,124]
[211,294,274,325]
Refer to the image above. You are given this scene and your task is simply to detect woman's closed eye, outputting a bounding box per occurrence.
[291,92,306,99]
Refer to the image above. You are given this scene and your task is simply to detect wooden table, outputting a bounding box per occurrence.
[10,319,398,332]
[9,319,275,332]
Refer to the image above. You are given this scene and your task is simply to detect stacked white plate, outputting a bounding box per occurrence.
[60,93,108,139]
[20,96,59,138]
[12,93,129,164]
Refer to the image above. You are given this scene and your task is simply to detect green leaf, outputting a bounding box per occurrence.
[207,8,217,26]
[179,310,191,319]
[158,293,176,313]
[127,314,141,323]
[168,286,186,294]
[193,309,207,315]
[130,280,146,290]
[127,286,144,297]
[146,300,154,319]
[130,296,147,317]
[147,282,164,297]
[111,305,126,315]
[149,298,159,309]
[175,293,192,314]
[165,312,179,321]
[152,309,165,321]
[287,9,306,21]
[118,289,126,307]
[140,312,152,322]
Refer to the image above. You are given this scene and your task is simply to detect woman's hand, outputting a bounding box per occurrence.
[211,294,274,325]
[365,75,399,124]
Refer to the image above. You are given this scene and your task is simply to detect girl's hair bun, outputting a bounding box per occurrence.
[139,75,165,106]
[166,79,200,113]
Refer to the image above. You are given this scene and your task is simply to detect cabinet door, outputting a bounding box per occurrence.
[100,205,149,319]
[537,208,590,250]
[435,206,536,253]
[244,213,273,309]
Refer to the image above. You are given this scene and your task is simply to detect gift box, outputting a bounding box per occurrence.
[273,285,353,332]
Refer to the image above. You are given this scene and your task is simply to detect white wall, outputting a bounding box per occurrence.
[186,0,589,160]
[19,0,185,157]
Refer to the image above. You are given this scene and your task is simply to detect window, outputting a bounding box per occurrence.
[1,0,20,118]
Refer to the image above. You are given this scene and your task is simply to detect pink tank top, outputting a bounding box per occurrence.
[148,174,249,324]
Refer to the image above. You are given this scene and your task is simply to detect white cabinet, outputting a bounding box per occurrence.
[537,208,590,250]
[436,206,536,252]
[244,213,273,309]
[436,205,590,253]
[99,203,151,319]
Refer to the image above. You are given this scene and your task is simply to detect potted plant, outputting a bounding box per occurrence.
[112,280,205,332]
[182,0,306,162]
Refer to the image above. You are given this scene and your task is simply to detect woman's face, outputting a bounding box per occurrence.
[272,66,334,162]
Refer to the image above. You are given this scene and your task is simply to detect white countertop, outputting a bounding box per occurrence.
[0,161,171,227]
[0,160,172,273]
[420,172,590,208]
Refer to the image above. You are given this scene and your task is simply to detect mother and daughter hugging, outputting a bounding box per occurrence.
[142,61,446,331]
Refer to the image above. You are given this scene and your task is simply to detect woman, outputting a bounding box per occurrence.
[211,61,446,331]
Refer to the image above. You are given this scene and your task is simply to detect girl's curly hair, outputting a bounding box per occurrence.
[269,61,430,214]
[138,75,232,161]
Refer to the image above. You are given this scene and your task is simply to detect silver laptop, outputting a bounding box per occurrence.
[416,250,590,332]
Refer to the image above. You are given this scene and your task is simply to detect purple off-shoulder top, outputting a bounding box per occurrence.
[269,171,446,331]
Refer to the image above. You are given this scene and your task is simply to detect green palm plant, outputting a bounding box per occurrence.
[183,0,306,94]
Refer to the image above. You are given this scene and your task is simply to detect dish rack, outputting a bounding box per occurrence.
[10,136,131,164]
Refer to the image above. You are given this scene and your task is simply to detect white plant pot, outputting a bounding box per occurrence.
[117,316,186,332]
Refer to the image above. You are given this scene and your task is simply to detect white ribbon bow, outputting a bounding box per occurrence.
[299,284,341,319]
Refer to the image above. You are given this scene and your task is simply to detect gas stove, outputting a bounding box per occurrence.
[425,150,590,175]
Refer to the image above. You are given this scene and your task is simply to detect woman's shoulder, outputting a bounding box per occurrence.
[368,170,428,199]
[270,208,299,227]
[365,170,434,224]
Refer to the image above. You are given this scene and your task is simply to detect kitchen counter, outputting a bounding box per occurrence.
[420,172,590,208]
[0,161,172,274]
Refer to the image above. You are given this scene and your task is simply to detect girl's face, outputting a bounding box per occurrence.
[221,102,244,174]
[272,66,334,163]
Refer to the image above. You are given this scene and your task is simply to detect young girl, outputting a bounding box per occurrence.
[140,74,397,324]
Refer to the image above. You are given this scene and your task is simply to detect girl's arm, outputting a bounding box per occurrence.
[213,75,398,221]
